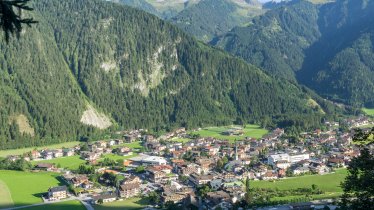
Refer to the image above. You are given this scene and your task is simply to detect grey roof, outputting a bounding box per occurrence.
[49,186,67,193]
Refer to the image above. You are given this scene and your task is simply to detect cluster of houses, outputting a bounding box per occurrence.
[4,117,373,209]
[343,116,371,128]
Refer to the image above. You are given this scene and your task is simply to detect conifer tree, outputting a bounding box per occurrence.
[0,0,37,42]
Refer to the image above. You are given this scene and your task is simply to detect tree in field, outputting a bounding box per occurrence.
[340,127,374,209]
[0,0,37,42]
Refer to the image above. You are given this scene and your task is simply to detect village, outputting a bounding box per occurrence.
[2,116,373,210]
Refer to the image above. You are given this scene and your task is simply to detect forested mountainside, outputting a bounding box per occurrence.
[0,0,338,149]
[214,0,374,106]
[171,0,263,42]
[213,0,320,80]
[115,0,264,42]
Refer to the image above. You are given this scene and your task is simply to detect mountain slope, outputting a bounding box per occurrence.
[213,0,320,80]
[115,0,264,42]
[214,0,374,106]
[171,0,264,42]
[0,0,332,149]
[299,0,374,106]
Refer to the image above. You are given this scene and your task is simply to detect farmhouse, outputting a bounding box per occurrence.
[35,163,55,171]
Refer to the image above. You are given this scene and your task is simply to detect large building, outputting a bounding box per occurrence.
[129,154,167,165]
[268,153,310,166]
[268,154,290,165]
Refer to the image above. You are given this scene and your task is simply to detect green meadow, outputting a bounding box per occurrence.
[251,169,347,201]
[189,124,268,142]
[0,170,64,207]
[22,200,86,210]
[94,197,149,210]
[363,107,374,116]
[113,141,144,150]
[0,141,80,157]
[32,155,86,171]
[0,179,13,208]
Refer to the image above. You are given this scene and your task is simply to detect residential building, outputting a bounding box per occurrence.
[189,173,213,186]
[119,183,140,198]
[48,186,67,200]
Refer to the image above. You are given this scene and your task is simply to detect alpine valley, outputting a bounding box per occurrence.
[0,0,338,149]
[0,0,373,210]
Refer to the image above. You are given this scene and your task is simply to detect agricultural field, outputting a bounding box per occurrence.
[251,169,347,201]
[94,197,149,210]
[31,155,86,171]
[0,170,64,207]
[363,107,374,116]
[0,141,81,157]
[23,200,86,210]
[189,124,268,142]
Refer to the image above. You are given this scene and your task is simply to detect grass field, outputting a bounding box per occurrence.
[251,169,347,201]
[189,124,268,142]
[363,108,374,116]
[0,141,81,157]
[0,179,13,208]
[31,155,86,171]
[23,200,86,210]
[123,142,143,149]
[94,197,149,210]
[113,141,143,150]
[0,170,64,206]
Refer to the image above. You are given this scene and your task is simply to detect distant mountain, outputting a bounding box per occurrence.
[114,0,264,42]
[171,0,264,42]
[214,0,374,106]
[114,0,201,19]
[0,0,333,149]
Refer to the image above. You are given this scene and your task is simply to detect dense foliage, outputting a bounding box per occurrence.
[214,0,374,106]
[0,0,337,149]
[340,128,374,209]
[0,157,32,171]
